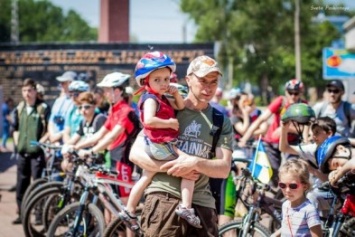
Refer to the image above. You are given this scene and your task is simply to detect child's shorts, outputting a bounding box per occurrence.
[144,137,178,161]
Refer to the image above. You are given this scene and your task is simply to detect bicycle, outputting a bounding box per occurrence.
[20,141,64,217]
[22,148,96,237]
[320,174,355,237]
[47,164,138,237]
[218,157,283,237]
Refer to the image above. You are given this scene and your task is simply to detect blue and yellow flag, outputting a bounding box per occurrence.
[249,137,273,184]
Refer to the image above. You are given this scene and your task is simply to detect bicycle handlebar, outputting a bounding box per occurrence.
[30,141,62,150]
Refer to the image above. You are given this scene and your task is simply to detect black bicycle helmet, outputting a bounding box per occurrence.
[281,103,315,125]
[316,136,351,173]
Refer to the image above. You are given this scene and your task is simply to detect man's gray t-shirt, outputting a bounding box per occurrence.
[146,105,233,208]
[313,101,355,137]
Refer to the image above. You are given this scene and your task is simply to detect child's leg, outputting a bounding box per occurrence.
[126,170,155,214]
[176,178,202,228]
[180,178,194,208]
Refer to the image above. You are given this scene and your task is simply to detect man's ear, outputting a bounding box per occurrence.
[185,76,191,87]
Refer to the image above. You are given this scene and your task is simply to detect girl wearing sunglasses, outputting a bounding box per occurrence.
[271,158,322,237]
[61,92,107,170]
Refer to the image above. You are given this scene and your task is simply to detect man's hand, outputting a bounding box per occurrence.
[78,149,91,159]
[61,144,74,157]
[238,139,247,148]
[180,171,200,181]
[161,155,197,177]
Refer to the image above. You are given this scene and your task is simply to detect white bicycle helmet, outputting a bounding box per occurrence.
[68,80,89,92]
[97,72,131,88]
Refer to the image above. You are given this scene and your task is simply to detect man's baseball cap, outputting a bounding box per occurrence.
[326,80,344,91]
[187,56,222,78]
[56,71,77,82]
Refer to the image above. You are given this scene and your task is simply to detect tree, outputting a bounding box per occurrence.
[180,0,353,103]
[0,0,97,43]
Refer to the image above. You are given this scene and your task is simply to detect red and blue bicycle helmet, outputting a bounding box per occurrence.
[285,79,304,91]
[316,136,351,173]
[134,51,176,87]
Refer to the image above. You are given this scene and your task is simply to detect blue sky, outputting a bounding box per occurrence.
[50,0,196,43]
[50,0,355,43]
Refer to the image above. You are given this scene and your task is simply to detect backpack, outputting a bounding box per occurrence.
[125,110,142,143]
[17,101,47,137]
[317,101,352,128]
[209,107,225,159]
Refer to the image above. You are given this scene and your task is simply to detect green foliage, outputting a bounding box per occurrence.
[0,0,97,43]
[180,0,353,100]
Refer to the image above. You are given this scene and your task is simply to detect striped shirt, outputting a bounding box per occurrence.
[281,199,321,237]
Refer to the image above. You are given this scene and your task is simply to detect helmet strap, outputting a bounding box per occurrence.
[291,120,305,143]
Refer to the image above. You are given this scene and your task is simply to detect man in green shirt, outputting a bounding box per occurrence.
[12,78,50,224]
[130,55,233,236]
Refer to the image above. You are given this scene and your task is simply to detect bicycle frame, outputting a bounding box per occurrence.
[232,156,282,235]
[68,165,136,236]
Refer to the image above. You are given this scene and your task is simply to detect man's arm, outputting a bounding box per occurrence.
[162,147,232,179]
[239,109,272,146]
[74,126,108,150]
[90,124,121,153]
[129,136,201,180]
[48,121,63,143]
[279,122,298,155]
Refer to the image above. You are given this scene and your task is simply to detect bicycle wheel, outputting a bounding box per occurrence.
[103,208,143,237]
[21,177,48,217]
[41,182,83,231]
[21,180,63,220]
[47,202,105,237]
[22,187,62,237]
[218,219,271,237]
[103,217,131,237]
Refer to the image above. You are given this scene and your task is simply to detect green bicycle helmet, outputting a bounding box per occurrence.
[281,103,315,125]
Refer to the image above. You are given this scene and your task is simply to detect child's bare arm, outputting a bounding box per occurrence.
[270,228,281,237]
[144,98,179,131]
[167,85,185,110]
[310,224,322,237]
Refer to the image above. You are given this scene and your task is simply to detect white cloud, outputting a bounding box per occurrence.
[338,58,355,74]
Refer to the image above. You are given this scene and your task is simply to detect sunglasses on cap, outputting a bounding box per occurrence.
[78,104,92,110]
[327,88,340,94]
[287,91,299,96]
[278,182,300,190]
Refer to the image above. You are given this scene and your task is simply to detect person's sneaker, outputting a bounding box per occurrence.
[175,205,202,228]
[118,209,140,231]
[12,216,22,225]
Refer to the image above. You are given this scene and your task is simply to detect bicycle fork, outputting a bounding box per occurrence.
[71,187,92,236]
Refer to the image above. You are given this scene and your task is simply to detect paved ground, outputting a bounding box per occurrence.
[0,146,24,237]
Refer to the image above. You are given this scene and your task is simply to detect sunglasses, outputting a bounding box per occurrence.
[327,88,340,94]
[69,92,80,98]
[278,182,300,190]
[287,91,299,96]
[78,105,92,110]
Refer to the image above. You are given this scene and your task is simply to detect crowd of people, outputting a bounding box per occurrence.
[1,51,355,237]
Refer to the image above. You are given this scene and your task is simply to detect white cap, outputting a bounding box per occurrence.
[187,56,222,78]
[56,71,77,82]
